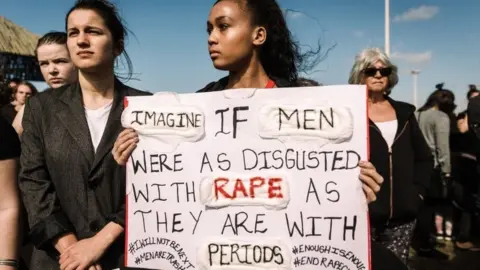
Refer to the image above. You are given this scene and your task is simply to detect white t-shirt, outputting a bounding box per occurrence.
[374,120,398,148]
[85,102,113,152]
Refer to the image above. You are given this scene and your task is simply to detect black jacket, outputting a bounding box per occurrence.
[19,81,151,269]
[368,97,433,227]
[1,103,17,124]
[468,96,480,169]
[0,114,20,160]
[196,76,293,92]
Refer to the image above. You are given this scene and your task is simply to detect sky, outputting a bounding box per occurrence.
[2,0,479,111]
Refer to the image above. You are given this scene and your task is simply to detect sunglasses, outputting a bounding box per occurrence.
[363,67,392,77]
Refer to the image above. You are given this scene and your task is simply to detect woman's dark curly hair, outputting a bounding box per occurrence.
[214,0,323,84]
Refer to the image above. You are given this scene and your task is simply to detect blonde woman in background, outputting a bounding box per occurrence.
[349,48,433,265]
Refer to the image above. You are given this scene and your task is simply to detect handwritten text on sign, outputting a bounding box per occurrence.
[123,85,370,270]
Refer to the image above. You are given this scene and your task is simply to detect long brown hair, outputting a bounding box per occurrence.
[15,81,39,97]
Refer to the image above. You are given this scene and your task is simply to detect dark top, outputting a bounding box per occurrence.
[467,96,480,207]
[450,131,478,211]
[0,114,20,160]
[1,103,17,124]
[196,76,293,92]
[468,95,480,160]
[368,97,433,227]
[19,81,151,269]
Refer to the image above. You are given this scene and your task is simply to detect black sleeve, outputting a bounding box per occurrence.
[467,95,480,131]
[107,203,125,227]
[468,96,480,146]
[19,98,75,250]
[410,115,434,197]
[467,96,480,175]
[0,115,20,160]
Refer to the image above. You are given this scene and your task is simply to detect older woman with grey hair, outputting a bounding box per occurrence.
[349,48,433,265]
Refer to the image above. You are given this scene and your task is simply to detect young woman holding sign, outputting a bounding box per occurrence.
[113,0,384,204]
[19,0,150,269]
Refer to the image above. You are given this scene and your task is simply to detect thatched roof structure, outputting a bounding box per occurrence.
[0,16,39,56]
[0,16,43,81]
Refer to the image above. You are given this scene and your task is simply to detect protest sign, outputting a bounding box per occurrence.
[122,85,370,270]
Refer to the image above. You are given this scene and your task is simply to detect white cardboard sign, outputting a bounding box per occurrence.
[123,85,370,270]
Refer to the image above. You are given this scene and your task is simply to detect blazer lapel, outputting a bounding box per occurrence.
[89,80,126,177]
[56,83,95,166]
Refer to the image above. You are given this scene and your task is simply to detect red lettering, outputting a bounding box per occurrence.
[214,177,283,200]
[268,178,283,198]
[232,179,248,198]
[249,177,265,198]
[214,178,232,199]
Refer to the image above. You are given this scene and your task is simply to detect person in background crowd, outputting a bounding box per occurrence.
[1,81,37,124]
[450,111,480,251]
[464,95,480,250]
[35,31,79,89]
[349,47,433,265]
[7,78,21,91]
[12,31,78,136]
[467,84,479,100]
[416,87,455,245]
[449,84,479,137]
[468,95,480,175]
[112,0,384,207]
[0,83,22,270]
[456,111,469,134]
[439,84,460,134]
[19,0,150,269]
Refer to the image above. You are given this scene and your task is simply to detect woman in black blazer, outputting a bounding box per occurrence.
[19,1,150,269]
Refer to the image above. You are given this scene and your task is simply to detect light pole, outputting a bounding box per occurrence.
[385,0,390,56]
[411,70,420,107]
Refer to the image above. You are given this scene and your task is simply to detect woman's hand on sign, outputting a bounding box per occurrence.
[358,161,383,203]
[112,128,139,165]
[58,237,106,270]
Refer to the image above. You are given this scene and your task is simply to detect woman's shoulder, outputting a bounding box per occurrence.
[196,77,229,93]
[196,81,217,93]
[386,97,416,117]
[127,87,152,96]
[426,108,449,120]
[387,97,415,111]
[27,85,67,107]
[118,80,152,96]
[196,76,294,93]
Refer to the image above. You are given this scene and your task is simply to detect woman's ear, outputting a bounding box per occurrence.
[252,26,267,46]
